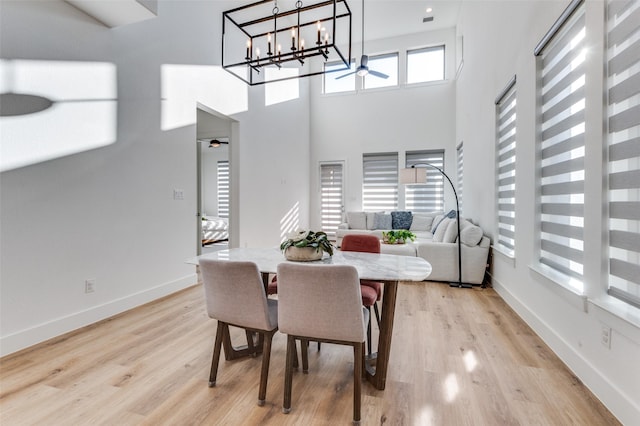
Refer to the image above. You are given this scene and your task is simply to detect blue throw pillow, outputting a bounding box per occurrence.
[391,211,413,230]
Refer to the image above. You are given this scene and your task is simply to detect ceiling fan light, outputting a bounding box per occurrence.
[209,139,221,148]
[357,68,368,77]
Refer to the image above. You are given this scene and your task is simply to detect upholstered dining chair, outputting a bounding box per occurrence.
[340,234,383,354]
[199,259,278,406]
[277,263,368,423]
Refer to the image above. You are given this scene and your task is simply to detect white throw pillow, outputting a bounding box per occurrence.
[431,214,446,235]
[347,211,367,229]
[373,212,392,230]
[443,219,459,243]
[366,211,381,230]
[460,223,483,246]
[410,214,434,232]
[432,218,450,242]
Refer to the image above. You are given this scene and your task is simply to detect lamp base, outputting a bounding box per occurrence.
[449,281,473,289]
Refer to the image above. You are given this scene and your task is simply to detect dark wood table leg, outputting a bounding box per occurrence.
[364,280,398,390]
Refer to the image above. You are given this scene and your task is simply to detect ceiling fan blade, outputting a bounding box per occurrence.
[335,71,357,80]
[368,70,389,79]
[361,54,369,67]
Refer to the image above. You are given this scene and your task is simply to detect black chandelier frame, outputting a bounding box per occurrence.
[222,0,352,85]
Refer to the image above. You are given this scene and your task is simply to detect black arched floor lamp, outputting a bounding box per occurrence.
[400,163,472,289]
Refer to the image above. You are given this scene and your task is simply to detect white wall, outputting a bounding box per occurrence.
[455,1,639,424]
[309,29,458,227]
[0,0,310,355]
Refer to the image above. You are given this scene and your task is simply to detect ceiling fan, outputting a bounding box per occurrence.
[336,0,388,80]
[198,139,229,148]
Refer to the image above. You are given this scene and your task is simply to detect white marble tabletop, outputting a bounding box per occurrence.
[186,247,431,282]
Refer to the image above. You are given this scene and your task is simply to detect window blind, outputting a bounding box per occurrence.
[320,162,344,240]
[363,152,398,211]
[217,160,229,219]
[606,0,640,308]
[495,77,517,257]
[536,2,586,287]
[457,143,464,216]
[405,150,444,213]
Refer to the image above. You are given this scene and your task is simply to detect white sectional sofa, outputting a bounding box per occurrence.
[336,211,490,285]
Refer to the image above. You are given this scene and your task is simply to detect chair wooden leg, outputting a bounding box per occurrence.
[209,321,225,387]
[301,339,309,374]
[257,330,274,406]
[283,335,295,414]
[366,306,372,355]
[353,342,363,424]
[373,302,381,326]
[245,330,256,356]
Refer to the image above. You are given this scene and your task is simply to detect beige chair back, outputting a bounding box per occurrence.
[276,263,366,343]
[200,259,277,332]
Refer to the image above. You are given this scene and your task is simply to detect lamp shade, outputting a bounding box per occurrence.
[399,167,427,184]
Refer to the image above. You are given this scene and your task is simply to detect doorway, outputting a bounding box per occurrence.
[196,106,236,255]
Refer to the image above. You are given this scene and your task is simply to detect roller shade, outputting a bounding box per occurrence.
[607,0,640,308]
[405,150,444,213]
[217,160,229,219]
[320,162,344,240]
[363,153,398,211]
[496,77,517,256]
[536,2,586,286]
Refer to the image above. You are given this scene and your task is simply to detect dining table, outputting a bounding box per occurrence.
[186,247,431,390]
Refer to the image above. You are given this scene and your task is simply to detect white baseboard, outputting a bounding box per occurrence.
[490,274,639,426]
[0,274,197,357]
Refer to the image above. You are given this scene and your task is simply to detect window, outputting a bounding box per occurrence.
[456,142,464,216]
[217,160,229,219]
[320,162,344,240]
[405,150,445,213]
[606,0,640,308]
[535,1,586,289]
[407,45,445,84]
[363,53,398,89]
[363,152,398,211]
[323,60,355,94]
[495,77,517,257]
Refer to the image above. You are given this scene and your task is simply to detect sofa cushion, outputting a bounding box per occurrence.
[432,217,451,242]
[460,221,483,246]
[347,211,367,229]
[373,212,392,230]
[443,219,459,243]
[391,211,412,230]
[410,214,434,232]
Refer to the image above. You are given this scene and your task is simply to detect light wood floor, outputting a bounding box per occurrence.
[0,282,619,425]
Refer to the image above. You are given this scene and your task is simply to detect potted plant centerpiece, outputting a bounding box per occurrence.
[382,230,416,245]
[280,230,334,261]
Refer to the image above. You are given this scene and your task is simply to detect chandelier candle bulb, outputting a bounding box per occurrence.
[317,21,321,44]
[267,33,272,55]
[291,27,296,50]
[246,39,251,59]
[300,39,305,51]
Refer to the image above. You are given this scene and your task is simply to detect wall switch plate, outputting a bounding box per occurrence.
[601,325,611,349]
[85,279,96,294]
[173,189,184,200]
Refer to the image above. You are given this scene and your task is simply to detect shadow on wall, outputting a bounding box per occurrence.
[0,59,117,172]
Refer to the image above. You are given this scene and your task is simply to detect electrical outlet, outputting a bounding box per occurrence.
[601,325,611,349]
[85,279,96,294]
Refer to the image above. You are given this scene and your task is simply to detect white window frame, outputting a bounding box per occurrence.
[363,52,399,90]
[406,45,446,85]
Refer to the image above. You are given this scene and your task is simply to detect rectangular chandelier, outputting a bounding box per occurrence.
[222,0,352,86]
